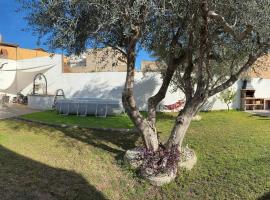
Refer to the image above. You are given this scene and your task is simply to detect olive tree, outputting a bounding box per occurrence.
[143,0,269,150]
[20,0,269,177]
[20,0,163,151]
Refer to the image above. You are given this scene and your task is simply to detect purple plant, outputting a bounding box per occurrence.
[140,145,180,176]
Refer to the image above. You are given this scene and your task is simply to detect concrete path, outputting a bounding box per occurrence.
[0,104,40,120]
[246,110,270,117]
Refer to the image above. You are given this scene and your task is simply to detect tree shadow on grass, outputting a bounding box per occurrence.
[257,192,270,200]
[55,126,141,156]
[6,119,141,159]
[0,145,108,200]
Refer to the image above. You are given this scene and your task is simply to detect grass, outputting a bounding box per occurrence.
[0,111,270,199]
[20,110,133,129]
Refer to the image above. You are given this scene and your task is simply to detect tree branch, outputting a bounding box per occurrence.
[147,24,186,125]
[209,49,266,96]
[208,11,253,42]
[107,44,127,57]
[194,1,209,100]
[147,53,186,124]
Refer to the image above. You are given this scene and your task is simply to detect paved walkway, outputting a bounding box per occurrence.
[246,110,270,117]
[0,104,40,120]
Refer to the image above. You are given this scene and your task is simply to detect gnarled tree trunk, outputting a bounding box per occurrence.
[147,62,179,125]
[122,34,159,152]
[166,98,203,150]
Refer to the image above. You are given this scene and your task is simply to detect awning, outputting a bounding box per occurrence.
[0,57,57,94]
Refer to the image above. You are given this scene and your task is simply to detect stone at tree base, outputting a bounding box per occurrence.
[144,169,177,186]
[143,147,197,186]
[179,147,197,170]
[124,148,144,168]
[192,115,202,121]
[124,147,197,186]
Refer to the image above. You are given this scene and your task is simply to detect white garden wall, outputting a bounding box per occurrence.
[2,55,270,111]
[23,69,185,111]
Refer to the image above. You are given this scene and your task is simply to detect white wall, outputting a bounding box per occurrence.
[251,78,270,98]
[202,81,242,111]
[202,78,270,110]
[10,56,183,110]
[26,67,184,110]
[3,55,270,111]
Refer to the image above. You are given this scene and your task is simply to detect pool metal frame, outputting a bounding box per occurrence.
[56,98,122,117]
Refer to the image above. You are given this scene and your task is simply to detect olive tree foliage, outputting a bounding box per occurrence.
[19,0,153,54]
[20,0,269,155]
[19,0,168,152]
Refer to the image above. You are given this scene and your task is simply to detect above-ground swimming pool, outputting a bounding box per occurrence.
[55,98,123,117]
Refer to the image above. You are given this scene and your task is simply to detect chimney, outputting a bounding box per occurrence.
[242,79,255,90]
[0,34,2,43]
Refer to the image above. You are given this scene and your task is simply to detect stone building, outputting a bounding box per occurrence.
[64,47,127,73]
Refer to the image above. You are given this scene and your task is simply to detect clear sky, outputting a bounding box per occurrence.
[0,0,155,69]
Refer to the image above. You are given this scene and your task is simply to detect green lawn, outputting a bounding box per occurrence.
[1,111,270,199]
[20,110,133,129]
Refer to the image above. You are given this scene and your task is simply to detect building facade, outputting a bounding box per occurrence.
[64,47,127,73]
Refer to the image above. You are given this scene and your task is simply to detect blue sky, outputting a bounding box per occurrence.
[0,0,155,69]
